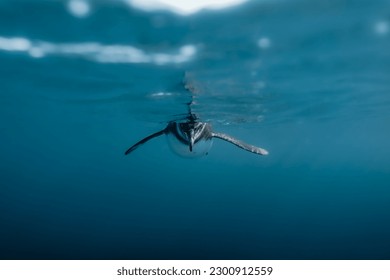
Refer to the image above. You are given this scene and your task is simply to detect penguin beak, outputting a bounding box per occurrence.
[189,129,194,152]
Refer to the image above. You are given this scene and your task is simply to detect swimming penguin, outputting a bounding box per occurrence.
[125,113,268,157]
[125,73,268,157]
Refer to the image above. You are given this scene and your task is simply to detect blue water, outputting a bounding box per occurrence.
[1,0,390,259]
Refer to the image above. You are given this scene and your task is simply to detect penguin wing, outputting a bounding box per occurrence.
[125,129,166,155]
[212,132,269,155]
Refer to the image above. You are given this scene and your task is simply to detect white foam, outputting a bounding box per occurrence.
[67,0,90,18]
[126,0,248,15]
[0,36,197,65]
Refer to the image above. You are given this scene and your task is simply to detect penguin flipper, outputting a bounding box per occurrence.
[125,129,166,155]
[212,132,269,156]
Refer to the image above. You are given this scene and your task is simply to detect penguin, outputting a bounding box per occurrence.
[125,114,268,157]
[125,73,268,157]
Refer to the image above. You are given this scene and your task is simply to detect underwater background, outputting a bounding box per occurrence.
[0,0,390,259]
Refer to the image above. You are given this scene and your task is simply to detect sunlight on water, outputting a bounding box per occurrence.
[67,0,90,18]
[257,37,271,49]
[374,20,389,35]
[0,36,197,64]
[126,0,248,15]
